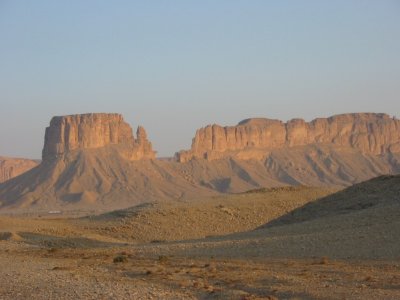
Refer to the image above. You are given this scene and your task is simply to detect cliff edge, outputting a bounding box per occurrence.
[42,113,155,160]
[176,113,400,162]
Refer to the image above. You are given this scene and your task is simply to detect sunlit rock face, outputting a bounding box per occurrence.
[176,113,400,162]
[42,113,156,161]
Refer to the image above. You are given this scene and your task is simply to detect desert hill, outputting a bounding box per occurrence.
[177,144,400,191]
[1,144,398,212]
[0,114,216,211]
[0,148,217,211]
[174,112,400,192]
[1,181,398,299]
[0,156,39,183]
[178,174,400,260]
[263,174,400,228]
[1,112,400,212]
[0,186,333,245]
[76,186,336,243]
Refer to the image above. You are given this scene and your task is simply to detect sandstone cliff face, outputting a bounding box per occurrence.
[176,113,400,162]
[42,113,155,160]
[2,113,400,211]
[132,126,155,160]
[0,157,39,183]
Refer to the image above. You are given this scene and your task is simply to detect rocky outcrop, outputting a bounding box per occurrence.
[176,113,400,162]
[42,113,155,161]
[0,157,39,183]
[133,126,155,160]
[2,112,400,212]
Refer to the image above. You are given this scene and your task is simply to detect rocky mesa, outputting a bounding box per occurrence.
[176,113,400,162]
[0,157,39,183]
[0,113,215,211]
[1,112,400,212]
[42,113,155,161]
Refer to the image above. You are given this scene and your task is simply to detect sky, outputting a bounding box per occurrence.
[0,1,399,159]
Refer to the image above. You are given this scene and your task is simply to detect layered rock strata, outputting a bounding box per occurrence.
[176,113,400,162]
[42,113,155,160]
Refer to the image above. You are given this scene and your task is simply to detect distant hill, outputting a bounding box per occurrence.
[0,147,216,211]
[177,113,400,162]
[0,114,216,212]
[0,157,39,183]
[0,112,399,213]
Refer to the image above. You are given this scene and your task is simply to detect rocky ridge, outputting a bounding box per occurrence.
[176,113,400,162]
[1,112,400,212]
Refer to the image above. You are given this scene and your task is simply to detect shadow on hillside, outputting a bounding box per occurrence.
[18,232,126,248]
[258,175,400,229]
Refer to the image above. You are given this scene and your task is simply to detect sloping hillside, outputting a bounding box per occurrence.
[176,145,400,192]
[263,174,400,227]
[1,145,400,212]
[177,175,400,260]
[0,147,216,212]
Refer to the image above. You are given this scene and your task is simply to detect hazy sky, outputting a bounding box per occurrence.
[1,1,399,159]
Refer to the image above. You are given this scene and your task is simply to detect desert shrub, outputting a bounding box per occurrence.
[158,255,169,264]
[0,232,12,241]
[150,240,166,243]
[319,256,329,265]
[113,255,128,263]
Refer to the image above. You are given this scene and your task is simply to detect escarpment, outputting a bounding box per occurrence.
[176,113,400,162]
[0,157,39,183]
[42,113,155,161]
[1,112,400,212]
[0,113,215,211]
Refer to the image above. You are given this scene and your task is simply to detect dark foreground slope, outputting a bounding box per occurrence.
[0,176,399,299]
[175,175,400,260]
[263,174,400,228]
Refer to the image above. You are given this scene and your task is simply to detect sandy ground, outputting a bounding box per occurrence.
[1,240,399,300]
[1,184,399,299]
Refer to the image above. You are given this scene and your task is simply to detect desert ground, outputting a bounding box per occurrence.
[2,0,399,298]
[1,181,399,300]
